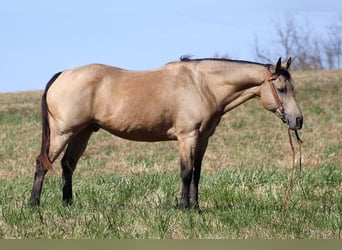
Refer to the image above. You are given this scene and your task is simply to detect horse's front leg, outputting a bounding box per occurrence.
[189,138,208,209]
[178,134,198,209]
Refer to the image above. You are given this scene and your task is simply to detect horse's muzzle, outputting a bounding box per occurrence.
[296,116,303,130]
[286,115,303,130]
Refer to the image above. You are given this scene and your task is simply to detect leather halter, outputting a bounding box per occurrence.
[268,78,286,123]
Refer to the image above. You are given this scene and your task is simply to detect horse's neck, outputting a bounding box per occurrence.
[198,62,267,113]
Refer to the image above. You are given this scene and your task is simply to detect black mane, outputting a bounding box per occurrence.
[179,55,291,79]
[180,55,269,67]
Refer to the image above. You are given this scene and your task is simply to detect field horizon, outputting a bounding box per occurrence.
[0,69,341,239]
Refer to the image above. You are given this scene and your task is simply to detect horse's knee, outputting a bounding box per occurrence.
[180,160,193,185]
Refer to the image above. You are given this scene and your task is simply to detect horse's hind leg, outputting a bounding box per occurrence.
[30,158,48,206]
[61,127,93,205]
[30,131,72,206]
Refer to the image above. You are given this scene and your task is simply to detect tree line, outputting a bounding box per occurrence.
[254,15,342,70]
[215,15,342,71]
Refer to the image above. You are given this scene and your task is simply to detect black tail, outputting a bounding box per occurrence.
[37,71,63,171]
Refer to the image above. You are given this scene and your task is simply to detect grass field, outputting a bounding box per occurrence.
[0,69,341,238]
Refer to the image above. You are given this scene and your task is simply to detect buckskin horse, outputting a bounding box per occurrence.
[30,57,303,208]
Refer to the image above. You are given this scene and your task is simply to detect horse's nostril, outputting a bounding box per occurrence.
[296,116,303,129]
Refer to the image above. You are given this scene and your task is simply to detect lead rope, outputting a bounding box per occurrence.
[268,79,304,210]
[282,128,303,210]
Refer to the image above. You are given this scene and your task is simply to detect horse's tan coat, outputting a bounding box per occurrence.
[30,58,303,207]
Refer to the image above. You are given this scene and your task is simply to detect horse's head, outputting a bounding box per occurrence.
[260,57,303,130]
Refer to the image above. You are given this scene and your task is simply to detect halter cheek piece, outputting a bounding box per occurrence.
[268,77,287,123]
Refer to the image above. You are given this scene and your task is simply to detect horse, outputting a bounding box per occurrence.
[30,56,303,209]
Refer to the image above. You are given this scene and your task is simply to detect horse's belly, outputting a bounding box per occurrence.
[113,131,175,142]
[105,128,176,142]
[99,119,177,142]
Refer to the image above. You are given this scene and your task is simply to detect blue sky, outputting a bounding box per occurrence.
[1,0,341,92]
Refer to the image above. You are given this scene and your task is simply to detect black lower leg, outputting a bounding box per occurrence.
[180,161,193,209]
[61,157,74,205]
[189,170,200,208]
[30,157,48,206]
[189,140,207,209]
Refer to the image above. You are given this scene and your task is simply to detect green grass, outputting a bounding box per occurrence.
[0,166,340,239]
[0,69,341,238]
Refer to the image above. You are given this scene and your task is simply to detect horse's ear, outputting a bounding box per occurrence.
[282,57,292,69]
[275,57,282,72]
[267,57,282,79]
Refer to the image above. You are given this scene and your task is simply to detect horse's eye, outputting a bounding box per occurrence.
[278,87,287,94]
